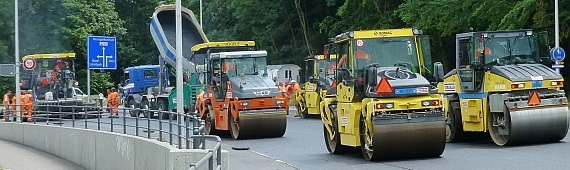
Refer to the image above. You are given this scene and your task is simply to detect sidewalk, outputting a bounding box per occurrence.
[0,139,86,170]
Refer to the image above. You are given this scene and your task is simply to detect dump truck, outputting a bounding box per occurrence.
[320,28,446,161]
[121,64,203,119]
[433,29,569,146]
[196,49,288,139]
[19,53,99,120]
[295,54,338,118]
[123,3,208,118]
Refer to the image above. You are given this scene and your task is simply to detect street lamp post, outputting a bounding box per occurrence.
[14,0,21,122]
[200,0,203,28]
[175,0,184,122]
[555,0,560,73]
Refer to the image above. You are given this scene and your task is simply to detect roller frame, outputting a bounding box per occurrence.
[229,108,287,140]
[487,92,569,146]
[361,110,446,161]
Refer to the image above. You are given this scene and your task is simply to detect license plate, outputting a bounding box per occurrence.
[394,88,417,95]
[532,81,542,88]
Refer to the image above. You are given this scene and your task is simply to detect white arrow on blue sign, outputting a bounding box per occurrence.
[550,47,565,61]
[87,36,117,70]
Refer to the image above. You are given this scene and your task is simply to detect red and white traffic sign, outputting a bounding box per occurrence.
[23,57,36,70]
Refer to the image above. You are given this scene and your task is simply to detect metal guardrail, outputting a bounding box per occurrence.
[0,103,222,170]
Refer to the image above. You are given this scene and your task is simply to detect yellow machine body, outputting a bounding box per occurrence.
[295,54,337,118]
[321,28,446,161]
[434,29,569,146]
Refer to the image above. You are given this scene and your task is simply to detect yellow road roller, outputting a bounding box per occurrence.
[433,29,569,146]
[321,28,446,161]
[295,54,338,118]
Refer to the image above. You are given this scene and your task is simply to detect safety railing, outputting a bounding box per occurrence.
[0,103,222,170]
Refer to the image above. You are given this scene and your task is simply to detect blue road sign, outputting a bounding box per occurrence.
[550,47,565,61]
[87,36,117,70]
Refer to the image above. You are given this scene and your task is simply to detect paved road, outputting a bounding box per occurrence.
[0,139,87,170]
[25,109,570,170]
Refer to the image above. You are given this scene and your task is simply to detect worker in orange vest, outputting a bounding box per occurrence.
[106,89,111,113]
[21,91,33,122]
[109,88,119,118]
[194,89,205,113]
[3,90,12,121]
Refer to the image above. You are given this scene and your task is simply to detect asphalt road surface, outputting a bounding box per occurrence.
[31,109,570,170]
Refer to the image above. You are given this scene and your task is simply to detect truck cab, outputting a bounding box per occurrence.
[122,65,169,95]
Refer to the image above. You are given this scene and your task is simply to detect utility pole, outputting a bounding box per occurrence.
[200,0,203,29]
[175,0,184,120]
[555,0,560,73]
[14,0,21,122]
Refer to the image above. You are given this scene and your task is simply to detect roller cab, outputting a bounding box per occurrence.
[321,28,446,161]
[195,44,288,139]
[296,54,338,118]
[433,29,569,146]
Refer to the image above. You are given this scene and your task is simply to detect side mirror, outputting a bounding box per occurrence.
[366,67,377,86]
[433,62,445,82]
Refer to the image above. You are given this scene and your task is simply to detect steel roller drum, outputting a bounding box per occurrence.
[230,111,287,139]
[489,106,570,146]
[370,120,446,160]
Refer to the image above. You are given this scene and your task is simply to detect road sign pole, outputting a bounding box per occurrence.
[87,69,91,103]
[86,35,118,104]
[175,0,184,118]
[555,0,560,73]
[14,0,21,122]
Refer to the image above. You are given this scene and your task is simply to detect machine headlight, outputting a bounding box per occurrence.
[526,31,533,36]
[375,103,394,109]
[551,81,563,86]
[422,100,440,106]
[511,83,525,89]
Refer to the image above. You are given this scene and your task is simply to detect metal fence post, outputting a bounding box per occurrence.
[200,120,206,149]
[72,106,75,127]
[97,105,101,130]
[135,108,139,136]
[208,150,214,170]
[84,106,88,129]
[178,112,182,149]
[147,106,151,139]
[193,118,199,149]
[169,111,173,145]
[110,107,114,132]
[185,115,190,149]
[159,110,163,141]
[123,107,127,134]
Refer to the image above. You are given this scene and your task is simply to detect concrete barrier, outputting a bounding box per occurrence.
[0,122,229,170]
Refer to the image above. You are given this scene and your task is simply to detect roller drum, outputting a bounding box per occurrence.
[370,121,446,160]
[230,111,287,139]
[489,106,569,146]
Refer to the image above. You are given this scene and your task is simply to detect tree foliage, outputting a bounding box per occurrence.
[0,0,570,94]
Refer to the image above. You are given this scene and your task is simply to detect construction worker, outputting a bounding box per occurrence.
[22,91,33,122]
[20,91,30,122]
[11,94,17,120]
[194,89,205,113]
[3,90,12,121]
[106,89,111,113]
[291,80,302,117]
[109,88,119,118]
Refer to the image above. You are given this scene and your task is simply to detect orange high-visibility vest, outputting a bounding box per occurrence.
[3,94,9,104]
